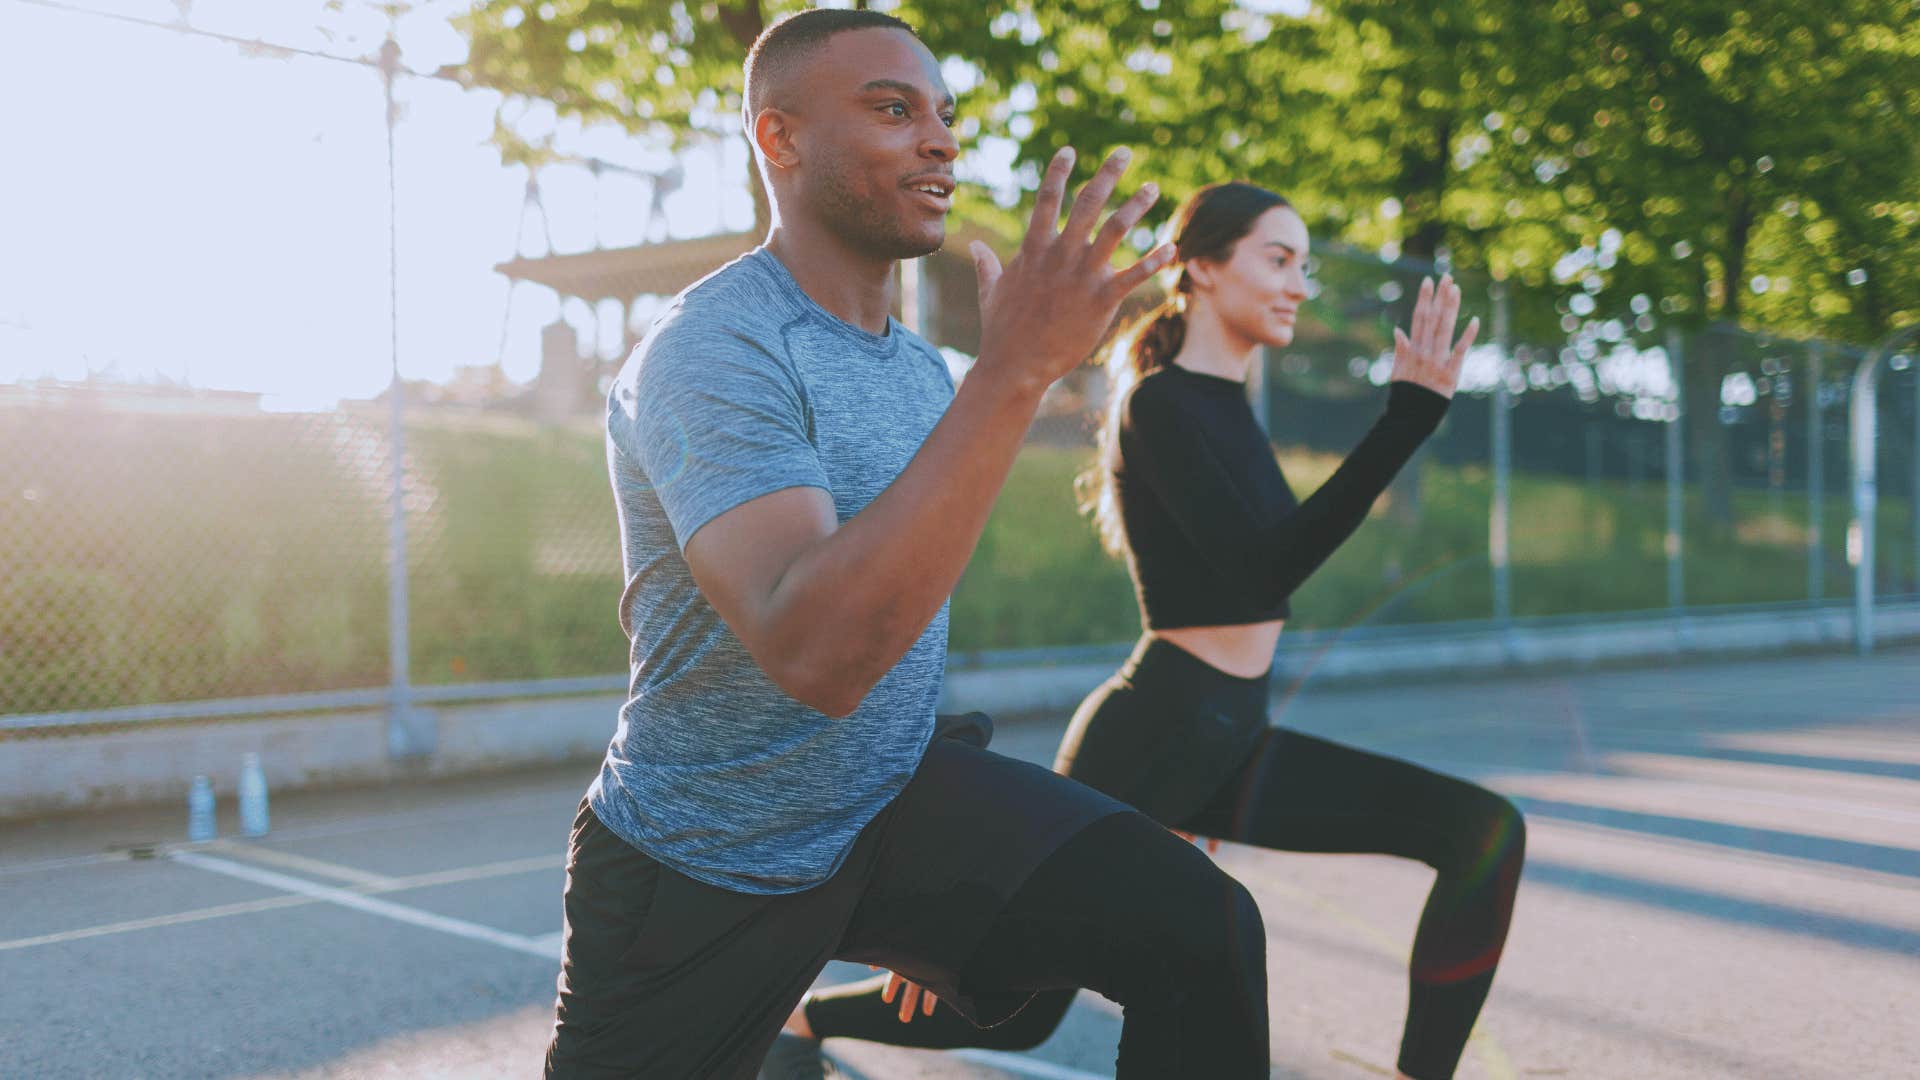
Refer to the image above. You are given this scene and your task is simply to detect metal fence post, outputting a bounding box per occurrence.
[381,37,432,758]
[1665,328,1686,616]
[1489,283,1512,627]
[1807,343,1825,601]
[1850,351,1880,654]
[1847,327,1920,653]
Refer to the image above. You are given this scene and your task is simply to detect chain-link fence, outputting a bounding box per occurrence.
[4,4,1915,734]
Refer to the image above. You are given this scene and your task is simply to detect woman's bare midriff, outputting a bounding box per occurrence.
[1153,619,1285,679]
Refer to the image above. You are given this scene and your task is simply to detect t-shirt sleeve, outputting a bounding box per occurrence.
[1124,379,1448,605]
[612,320,831,550]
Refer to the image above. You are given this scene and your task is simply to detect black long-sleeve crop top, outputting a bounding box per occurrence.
[1111,364,1449,629]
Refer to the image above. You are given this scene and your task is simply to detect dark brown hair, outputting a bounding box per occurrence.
[1080,181,1293,556]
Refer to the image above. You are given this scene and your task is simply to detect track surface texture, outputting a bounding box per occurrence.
[6,648,1917,1079]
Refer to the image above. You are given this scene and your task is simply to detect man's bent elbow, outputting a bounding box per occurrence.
[768,660,871,720]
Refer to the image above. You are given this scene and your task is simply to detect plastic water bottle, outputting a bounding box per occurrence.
[187,775,216,842]
[238,752,270,838]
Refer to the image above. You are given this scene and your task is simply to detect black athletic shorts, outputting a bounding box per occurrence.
[545,713,1128,1079]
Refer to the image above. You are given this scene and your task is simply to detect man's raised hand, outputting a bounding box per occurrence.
[968,147,1173,396]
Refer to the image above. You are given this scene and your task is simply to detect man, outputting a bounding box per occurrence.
[545,9,1270,1078]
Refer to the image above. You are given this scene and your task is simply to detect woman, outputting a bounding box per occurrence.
[774,182,1525,1080]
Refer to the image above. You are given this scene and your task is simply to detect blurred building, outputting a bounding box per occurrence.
[493,227,1013,423]
[0,378,264,416]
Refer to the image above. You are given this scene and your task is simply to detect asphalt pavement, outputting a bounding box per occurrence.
[5,646,1917,1079]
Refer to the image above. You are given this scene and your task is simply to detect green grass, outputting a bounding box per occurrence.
[2,409,1911,716]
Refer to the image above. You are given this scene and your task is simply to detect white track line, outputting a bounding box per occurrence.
[0,851,130,878]
[0,894,317,952]
[0,851,565,954]
[527,929,566,959]
[171,851,555,959]
[169,857,1106,1079]
[379,852,563,890]
[207,840,401,889]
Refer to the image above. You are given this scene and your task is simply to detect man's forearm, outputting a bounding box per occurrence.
[761,366,1046,715]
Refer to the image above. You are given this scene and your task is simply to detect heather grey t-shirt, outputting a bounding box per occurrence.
[588,248,955,895]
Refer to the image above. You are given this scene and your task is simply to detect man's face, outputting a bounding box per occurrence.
[785,28,959,259]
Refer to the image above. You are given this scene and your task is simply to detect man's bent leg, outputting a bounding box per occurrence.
[834,743,1268,1078]
[960,811,1270,1078]
[545,800,873,1079]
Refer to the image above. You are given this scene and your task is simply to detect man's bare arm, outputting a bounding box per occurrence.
[685,148,1171,717]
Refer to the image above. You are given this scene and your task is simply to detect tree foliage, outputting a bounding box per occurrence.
[452,0,1920,345]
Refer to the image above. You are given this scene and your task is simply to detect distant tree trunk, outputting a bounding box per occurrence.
[1686,328,1735,529]
[1692,192,1756,528]
[722,3,769,235]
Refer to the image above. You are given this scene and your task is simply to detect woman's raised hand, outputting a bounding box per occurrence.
[1390,273,1479,400]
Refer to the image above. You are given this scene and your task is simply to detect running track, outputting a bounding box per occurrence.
[5,647,1917,1078]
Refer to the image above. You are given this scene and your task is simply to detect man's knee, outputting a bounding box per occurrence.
[1132,826,1265,990]
[1189,866,1265,981]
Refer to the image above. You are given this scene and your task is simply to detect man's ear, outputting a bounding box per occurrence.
[752,108,800,171]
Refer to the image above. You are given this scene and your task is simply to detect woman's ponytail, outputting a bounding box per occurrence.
[1079,299,1187,557]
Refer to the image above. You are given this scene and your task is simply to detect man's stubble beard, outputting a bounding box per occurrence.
[810,151,944,261]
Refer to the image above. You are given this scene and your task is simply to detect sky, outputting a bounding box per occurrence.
[0,0,756,411]
[2,0,1597,417]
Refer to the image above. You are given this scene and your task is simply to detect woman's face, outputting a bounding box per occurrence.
[1190,205,1311,348]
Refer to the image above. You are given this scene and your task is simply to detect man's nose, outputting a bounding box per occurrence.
[922,119,958,161]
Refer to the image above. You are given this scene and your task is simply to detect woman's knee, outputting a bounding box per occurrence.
[1432,785,1526,879]
[1484,792,1526,870]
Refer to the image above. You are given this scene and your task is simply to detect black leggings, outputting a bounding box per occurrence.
[806,638,1525,1080]
[957,810,1270,1077]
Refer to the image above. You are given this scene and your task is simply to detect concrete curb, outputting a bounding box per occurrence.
[6,601,1917,821]
[937,601,1920,715]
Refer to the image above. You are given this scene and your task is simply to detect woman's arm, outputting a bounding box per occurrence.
[1126,273,1476,605]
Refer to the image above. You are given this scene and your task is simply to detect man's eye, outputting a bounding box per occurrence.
[939,114,956,127]
[886,103,909,117]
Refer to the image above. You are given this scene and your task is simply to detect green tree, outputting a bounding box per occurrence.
[452,2,1919,529]
[1487,0,1920,521]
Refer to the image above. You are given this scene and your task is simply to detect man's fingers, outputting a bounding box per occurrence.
[1393,325,1412,359]
[1022,147,1075,254]
[897,983,918,1023]
[970,241,1003,310]
[1090,181,1159,265]
[1061,147,1132,245]
[923,990,939,1017]
[1109,241,1176,296]
[881,972,900,1003]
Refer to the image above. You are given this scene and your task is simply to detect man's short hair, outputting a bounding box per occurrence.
[743,8,917,120]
